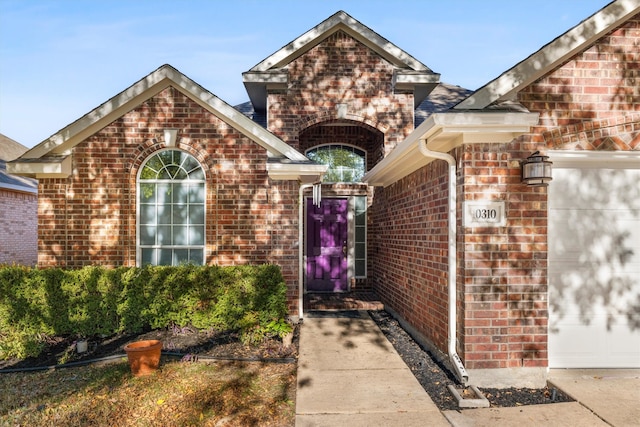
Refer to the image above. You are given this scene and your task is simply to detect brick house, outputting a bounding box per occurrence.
[9,0,640,386]
[0,134,37,266]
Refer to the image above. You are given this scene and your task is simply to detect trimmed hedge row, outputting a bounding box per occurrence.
[0,264,291,359]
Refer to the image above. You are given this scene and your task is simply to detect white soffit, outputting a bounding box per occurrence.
[266,162,328,183]
[363,112,539,187]
[456,0,640,110]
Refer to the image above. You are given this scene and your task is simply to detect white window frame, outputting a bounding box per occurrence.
[136,149,206,266]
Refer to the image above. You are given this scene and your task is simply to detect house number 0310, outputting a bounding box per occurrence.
[463,201,505,227]
[474,208,497,220]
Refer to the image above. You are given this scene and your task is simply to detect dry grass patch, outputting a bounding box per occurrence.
[0,359,296,426]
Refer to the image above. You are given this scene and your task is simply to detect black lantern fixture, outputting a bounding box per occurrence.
[521,151,553,186]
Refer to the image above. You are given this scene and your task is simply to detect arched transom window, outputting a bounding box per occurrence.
[138,150,205,266]
[306,144,366,183]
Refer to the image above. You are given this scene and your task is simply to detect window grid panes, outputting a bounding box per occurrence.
[138,150,205,266]
[306,144,366,183]
[354,196,367,277]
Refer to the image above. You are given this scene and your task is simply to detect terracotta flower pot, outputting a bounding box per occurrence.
[123,340,162,376]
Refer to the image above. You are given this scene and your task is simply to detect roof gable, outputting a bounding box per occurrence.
[9,65,330,181]
[243,11,440,110]
[456,0,640,110]
[250,11,431,72]
[18,65,306,163]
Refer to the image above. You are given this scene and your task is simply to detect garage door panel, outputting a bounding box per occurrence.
[549,167,640,368]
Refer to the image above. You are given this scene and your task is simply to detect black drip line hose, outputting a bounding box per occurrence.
[0,351,296,374]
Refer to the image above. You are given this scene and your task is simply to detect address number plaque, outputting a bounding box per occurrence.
[463,201,506,227]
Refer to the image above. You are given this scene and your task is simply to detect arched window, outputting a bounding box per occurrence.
[138,150,205,266]
[306,144,366,183]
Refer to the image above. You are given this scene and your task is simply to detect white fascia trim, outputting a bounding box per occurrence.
[393,70,441,91]
[363,112,539,187]
[393,71,441,85]
[23,69,177,159]
[457,0,640,109]
[168,73,308,162]
[250,11,430,72]
[242,71,288,86]
[21,65,307,163]
[266,162,328,183]
[548,150,640,168]
[7,155,73,178]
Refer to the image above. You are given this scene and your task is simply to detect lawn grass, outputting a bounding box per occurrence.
[0,358,296,426]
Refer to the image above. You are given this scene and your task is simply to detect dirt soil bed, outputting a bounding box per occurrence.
[0,326,298,372]
[369,310,574,411]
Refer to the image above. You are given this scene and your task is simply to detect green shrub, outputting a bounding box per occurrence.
[0,327,45,360]
[0,264,289,360]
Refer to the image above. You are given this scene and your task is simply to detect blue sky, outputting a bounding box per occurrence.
[1,0,608,148]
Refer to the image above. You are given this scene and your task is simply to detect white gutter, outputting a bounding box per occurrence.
[418,138,469,385]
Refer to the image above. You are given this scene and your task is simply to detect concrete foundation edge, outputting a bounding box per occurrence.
[383,306,548,388]
[467,367,548,388]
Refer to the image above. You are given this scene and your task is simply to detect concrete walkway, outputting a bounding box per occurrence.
[295,311,449,426]
[295,310,639,427]
[440,369,640,426]
[548,369,640,426]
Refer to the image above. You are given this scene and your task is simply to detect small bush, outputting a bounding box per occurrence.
[0,264,289,360]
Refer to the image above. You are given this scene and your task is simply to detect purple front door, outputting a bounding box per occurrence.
[306,198,348,292]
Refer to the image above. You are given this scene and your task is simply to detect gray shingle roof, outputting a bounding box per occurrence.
[415,83,474,127]
[0,134,37,193]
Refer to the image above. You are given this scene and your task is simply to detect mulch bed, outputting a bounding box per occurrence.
[0,325,298,372]
[369,309,573,411]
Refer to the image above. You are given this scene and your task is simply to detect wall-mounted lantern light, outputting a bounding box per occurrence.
[521,151,552,186]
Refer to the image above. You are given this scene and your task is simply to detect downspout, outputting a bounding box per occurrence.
[298,183,315,321]
[418,139,469,385]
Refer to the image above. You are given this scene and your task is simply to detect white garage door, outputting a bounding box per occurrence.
[548,156,640,368]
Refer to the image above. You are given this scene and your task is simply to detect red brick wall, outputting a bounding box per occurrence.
[370,14,640,372]
[0,189,37,266]
[370,159,451,351]
[36,87,302,311]
[267,30,417,297]
[519,15,640,151]
[370,139,550,371]
[268,30,414,152]
[458,143,548,370]
[38,180,69,267]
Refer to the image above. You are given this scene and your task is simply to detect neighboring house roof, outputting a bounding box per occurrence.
[0,134,37,193]
[242,10,440,111]
[456,0,640,110]
[8,65,326,183]
[0,133,29,161]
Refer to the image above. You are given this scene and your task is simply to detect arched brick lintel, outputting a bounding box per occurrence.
[294,109,389,137]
